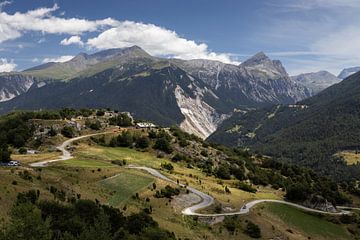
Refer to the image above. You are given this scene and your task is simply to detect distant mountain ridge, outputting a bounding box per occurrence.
[338,67,360,79]
[209,71,360,180]
[291,71,341,95]
[0,46,311,138]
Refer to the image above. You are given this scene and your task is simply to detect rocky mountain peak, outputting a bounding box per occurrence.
[292,70,341,95]
[71,53,89,62]
[240,52,271,67]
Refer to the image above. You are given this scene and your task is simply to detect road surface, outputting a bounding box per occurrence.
[29,133,352,216]
[30,132,113,167]
[127,165,351,217]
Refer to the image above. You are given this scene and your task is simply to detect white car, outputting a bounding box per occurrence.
[7,161,20,166]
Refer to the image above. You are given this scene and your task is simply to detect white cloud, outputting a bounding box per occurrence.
[0,4,119,43]
[87,21,237,64]
[311,26,360,58]
[0,1,11,10]
[0,58,16,72]
[270,0,360,10]
[32,58,39,63]
[60,35,84,46]
[42,55,74,63]
[0,4,239,64]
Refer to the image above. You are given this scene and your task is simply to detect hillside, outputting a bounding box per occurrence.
[0,109,358,239]
[0,47,310,139]
[209,71,360,180]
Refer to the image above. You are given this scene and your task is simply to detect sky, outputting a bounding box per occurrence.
[0,0,360,75]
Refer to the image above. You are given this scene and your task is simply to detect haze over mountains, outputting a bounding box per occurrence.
[338,67,360,79]
[291,71,341,95]
[0,46,312,138]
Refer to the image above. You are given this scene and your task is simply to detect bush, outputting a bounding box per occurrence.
[18,147,27,155]
[96,110,105,116]
[0,145,11,163]
[19,170,32,182]
[61,126,75,138]
[236,182,257,193]
[154,185,180,198]
[171,153,187,162]
[154,137,173,154]
[110,131,134,147]
[244,221,261,238]
[86,120,102,130]
[135,136,150,149]
[48,127,57,137]
[161,163,174,171]
[109,113,133,127]
[215,164,231,180]
[111,160,127,166]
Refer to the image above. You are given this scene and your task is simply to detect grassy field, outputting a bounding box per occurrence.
[260,202,351,239]
[100,171,153,206]
[73,145,282,211]
[61,158,114,168]
[12,152,62,164]
[336,151,360,165]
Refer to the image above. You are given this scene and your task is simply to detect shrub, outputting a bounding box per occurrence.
[109,113,133,127]
[236,182,257,193]
[215,164,231,180]
[135,136,150,149]
[154,137,173,154]
[96,110,105,116]
[61,126,75,138]
[161,163,174,171]
[171,153,187,162]
[18,147,27,155]
[244,221,261,238]
[154,185,180,198]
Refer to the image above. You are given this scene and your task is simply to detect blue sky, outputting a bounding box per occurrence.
[0,0,360,75]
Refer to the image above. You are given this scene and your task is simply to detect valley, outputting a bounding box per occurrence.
[2,1,360,239]
[0,109,359,239]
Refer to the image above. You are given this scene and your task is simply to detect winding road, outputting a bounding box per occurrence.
[30,133,352,216]
[127,166,351,217]
[30,132,113,167]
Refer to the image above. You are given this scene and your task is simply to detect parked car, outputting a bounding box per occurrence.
[1,161,21,167]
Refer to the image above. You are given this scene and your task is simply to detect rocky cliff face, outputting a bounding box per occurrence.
[0,74,36,102]
[177,52,311,109]
[174,84,228,139]
[0,47,312,138]
[291,71,341,95]
[303,195,337,213]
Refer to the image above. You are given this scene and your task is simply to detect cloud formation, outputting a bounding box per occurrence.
[60,36,84,46]
[0,4,118,43]
[87,21,236,63]
[42,55,74,63]
[0,4,237,64]
[0,58,16,72]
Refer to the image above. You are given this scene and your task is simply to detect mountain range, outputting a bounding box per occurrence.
[0,46,311,138]
[291,71,341,95]
[209,71,360,180]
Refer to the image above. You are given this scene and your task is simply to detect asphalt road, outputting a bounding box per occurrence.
[29,133,352,216]
[30,132,113,167]
[127,165,351,216]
